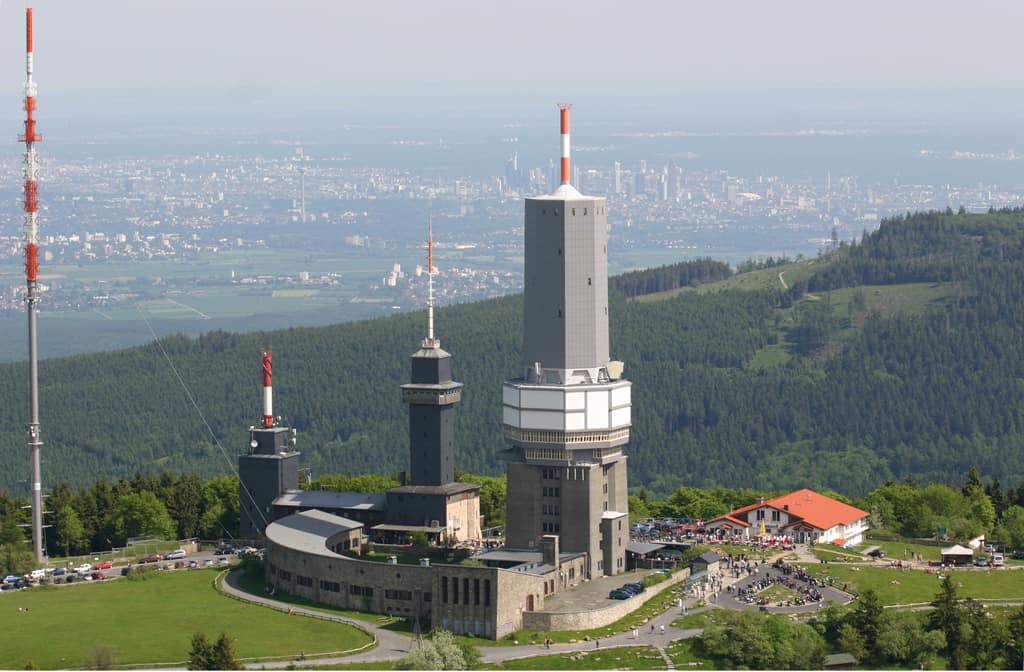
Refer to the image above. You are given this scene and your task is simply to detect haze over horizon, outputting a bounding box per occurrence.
[1,1,1024,123]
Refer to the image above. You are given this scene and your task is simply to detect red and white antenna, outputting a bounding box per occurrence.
[423,215,438,348]
[558,103,572,185]
[261,350,274,428]
[20,7,45,564]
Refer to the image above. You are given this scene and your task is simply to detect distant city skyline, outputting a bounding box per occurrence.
[1,1,1023,115]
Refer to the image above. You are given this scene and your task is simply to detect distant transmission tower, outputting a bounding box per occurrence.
[19,7,45,564]
[296,146,307,222]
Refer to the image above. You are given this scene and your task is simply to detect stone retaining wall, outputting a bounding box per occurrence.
[521,567,690,632]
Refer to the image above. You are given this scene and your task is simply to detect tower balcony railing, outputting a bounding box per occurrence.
[519,445,625,464]
[401,388,462,405]
[503,426,629,448]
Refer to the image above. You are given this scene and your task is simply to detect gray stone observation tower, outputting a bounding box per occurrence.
[501,105,631,578]
[387,220,481,542]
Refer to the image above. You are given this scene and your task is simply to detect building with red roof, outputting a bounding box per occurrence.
[705,489,870,546]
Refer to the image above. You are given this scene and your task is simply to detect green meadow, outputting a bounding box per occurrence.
[0,569,373,669]
[802,564,1024,605]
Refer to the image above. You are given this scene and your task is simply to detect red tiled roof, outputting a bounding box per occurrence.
[763,489,868,531]
[719,489,868,533]
[707,513,751,528]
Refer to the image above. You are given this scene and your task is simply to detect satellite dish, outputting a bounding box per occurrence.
[249,440,258,450]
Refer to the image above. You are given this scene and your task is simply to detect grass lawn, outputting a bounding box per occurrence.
[812,545,865,563]
[665,637,728,668]
[670,608,735,631]
[234,568,410,631]
[302,662,397,670]
[493,645,667,670]
[758,583,801,602]
[801,564,1024,605]
[0,569,373,669]
[860,538,944,562]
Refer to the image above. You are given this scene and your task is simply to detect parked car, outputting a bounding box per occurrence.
[188,560,199,569]
[52,567,67,576]
[165,549,187,561]
[3,574,22,584]
[91,571,106,581]
[214,545,234,556]
[74,563,92,574]
[867,549,885,558]
[140,553,163,564]
[609,589,634,600]
[120,566,133,577]
[93,560,113,570]
[622,582,645,594]
[975,556,988,567]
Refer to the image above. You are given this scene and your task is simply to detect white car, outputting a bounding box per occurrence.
[165,550,187,561]
[74,563,92,574]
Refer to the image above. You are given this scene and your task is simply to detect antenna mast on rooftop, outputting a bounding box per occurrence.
[558,103,572,185]
[423,215,438,349]
[20,7,45,564]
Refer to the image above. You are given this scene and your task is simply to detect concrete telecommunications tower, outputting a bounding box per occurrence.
[19,7,45,563]
[501,105,631,578]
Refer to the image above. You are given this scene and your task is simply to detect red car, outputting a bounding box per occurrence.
[93,561,113,570]
[140,553,163,564]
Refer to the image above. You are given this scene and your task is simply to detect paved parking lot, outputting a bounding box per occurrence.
[538,568,670,613]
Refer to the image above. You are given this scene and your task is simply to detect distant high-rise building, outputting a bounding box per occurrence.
[633,172,645,198]
[504,151,522,192]
[501,106,631,579]
[613,161,622,195]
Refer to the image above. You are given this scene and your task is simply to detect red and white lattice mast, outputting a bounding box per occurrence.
[20,7,45,563]
[262,350,274,428]
[423,215,438,349]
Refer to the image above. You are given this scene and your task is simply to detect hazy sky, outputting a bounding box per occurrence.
[1,1,1022,93]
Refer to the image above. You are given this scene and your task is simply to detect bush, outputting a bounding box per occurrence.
[125,565,158,581]
[642,572,669,588]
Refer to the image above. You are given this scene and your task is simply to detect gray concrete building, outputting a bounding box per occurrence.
[240,425,299,538]
[501,107,631,578]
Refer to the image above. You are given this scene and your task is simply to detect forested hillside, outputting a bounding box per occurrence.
[1,209,1023,497]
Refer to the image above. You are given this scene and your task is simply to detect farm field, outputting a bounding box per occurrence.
[0,569,372,669]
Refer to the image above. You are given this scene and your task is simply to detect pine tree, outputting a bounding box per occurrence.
[187,633,213,671]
